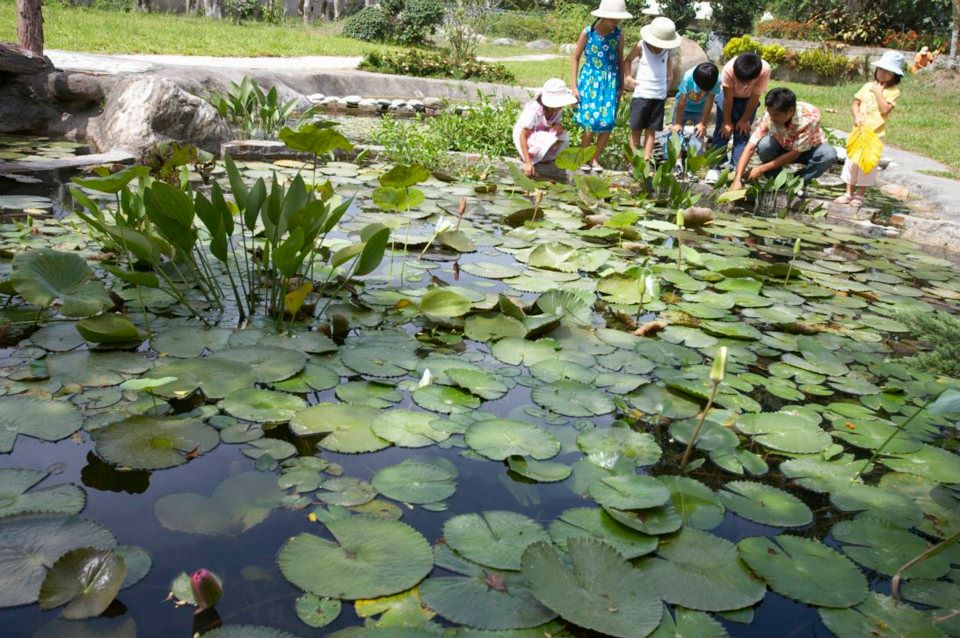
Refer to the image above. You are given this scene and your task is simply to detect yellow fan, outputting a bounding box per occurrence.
[846,125,883,174]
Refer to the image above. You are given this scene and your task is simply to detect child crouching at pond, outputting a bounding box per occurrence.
[514,78,579,177]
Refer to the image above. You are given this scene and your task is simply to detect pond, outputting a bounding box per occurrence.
[0,130,959,638]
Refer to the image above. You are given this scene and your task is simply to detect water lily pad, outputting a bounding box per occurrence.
[31,617,137,638]
[272,363,340,393]
[649,607,731,638]
[295,593,341,628]
[464,315,527,342]
[465,419,559,461]
[420,288,472,319]
[150,326,231,358]
[738,535,867,607]
[317,477,377,506]
[371,410,451,447]
[154,472,283,535]
[0,514,115,608]
[507,457,571,483]
[577,427,661,469]
[657,476,724,530]
[736,410,832,454]
[531,380,614,417]
[291,404,390,453]
[717,481,812,527]
[828,483,924,528]
[38,547,125,619]
[341,346,417,378]
[603,505,683,536]
[211,346,307,383]
[336,381,403,408]
[0,396,83,453]
[444,511,550,571]
[0,468,85,517]
[93,416,219,470]
[222,389,306,424]
[278,517,433,599]
[446,368,509,400]
[523,539,661,638]
[372,462,457,504]
[413,385,481,414]
[113,545,151,589]
[587,475,670,511]
[11,249,111,317]
[147,358,256,400]
[548,508,657,559]
[635,527,766,612]
[781,454,868,493]
[205,627,305,638]
[832,518,957,579]
[420,547,556,630]
[880,445,960,485]
[819,593,948,638]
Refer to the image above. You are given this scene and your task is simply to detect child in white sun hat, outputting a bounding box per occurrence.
[514,78,578,177]
[623,16,682,161]
[834,50,905,208]
[570,0,633,173]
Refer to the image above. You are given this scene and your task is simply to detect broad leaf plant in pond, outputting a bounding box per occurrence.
[1,126,960,638]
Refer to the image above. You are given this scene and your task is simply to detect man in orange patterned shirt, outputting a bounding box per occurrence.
[730,88,837,192]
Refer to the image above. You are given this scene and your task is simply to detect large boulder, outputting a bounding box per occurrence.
[628,36,708,95]
[0,43,52,75]
[93,76,230,156]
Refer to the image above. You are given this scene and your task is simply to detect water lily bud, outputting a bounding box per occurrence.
[675,209,684,229]
[190,569,222,612]
[458,197,467,218]
[793,237,802,257]
[710,346,728,384]
[534,190,544,206]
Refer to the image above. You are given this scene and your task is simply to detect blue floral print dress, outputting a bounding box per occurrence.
[575,25,621,133]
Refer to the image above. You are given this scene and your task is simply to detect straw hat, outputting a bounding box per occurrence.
[536,78,578,108]
[591,0,633,20]
[640,16,681,49]
[872,50,905,76]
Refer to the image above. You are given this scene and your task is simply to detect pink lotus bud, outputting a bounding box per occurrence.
[458,197,467,218]
[190,569,222,612]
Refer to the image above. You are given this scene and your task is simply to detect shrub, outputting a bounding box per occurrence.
[430,96,518,157]
[372,115,451,172]
[343,0,443,45]
[360,49,515,83]
[683,30,710,50]
[469,7,642,46]
[710,0,766,37]
[901,310,960,379]
[223,0,262,23]
[723,35,857,79]
[396,0,445,45]
[722,35,787,64]
[342,6,392,42]
[755,19,827,41]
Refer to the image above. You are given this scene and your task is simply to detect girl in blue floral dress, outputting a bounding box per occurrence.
[571,0,632,172]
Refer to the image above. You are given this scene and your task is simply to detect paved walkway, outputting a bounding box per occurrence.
[45,50,562,76]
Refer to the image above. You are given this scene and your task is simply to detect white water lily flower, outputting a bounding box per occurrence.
[419,368,433,388]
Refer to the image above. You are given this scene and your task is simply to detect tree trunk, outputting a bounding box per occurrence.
[952,0,959,58]
[16,0,44,56]
[332,0,340,21]
[203,0,221,18]
[135,0,151,12]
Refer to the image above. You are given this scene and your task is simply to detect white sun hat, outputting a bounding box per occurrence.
[640,16,682,49]
[536,78,578,108]
[591,0,633,20]
[872,50,906,76]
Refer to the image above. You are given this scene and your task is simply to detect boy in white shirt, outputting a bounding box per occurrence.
[623,16,681,160]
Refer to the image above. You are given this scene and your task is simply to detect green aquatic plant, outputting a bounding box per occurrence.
[784,237,802,284]
[900,310,960,378]
[680,345,728,469]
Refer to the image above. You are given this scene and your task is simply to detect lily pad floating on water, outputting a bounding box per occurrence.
[0,468,85,517]
[147,357,256,400]
[443,511,550,571]
[819,593,948,638]
[446,368,510,400]
[465,419,559,461]
[412,385,481,414]
[507,457,571,483]
[832,518,958,579]
[371,462,457,505]
[38,547,126,619]
[587,475,670,511]
[93,416,219,470]
[576,427,662,469]
[0,514,116,608]
[735,410,832,454]
[10,248,111,318]
[291,403,390,453]
[222,389,306,424]
[828,482,925,528]
[113,545,151,590]
[370,410,451,448]
[296,593,341,629]
[154,472,283,536]
[150,326,232,358]
[211,346,307,383]
[531,380,614,417]
[658,475,725,530]
[204,627,305,638]
[0,396,83,454]
[649,606,731,638]
[548,507,657,559]
[737,535,867,608]
[717,481,812,527]
[523,539,662,638]
[420,546,557,630]
[635,527,766,612]
[340,346,418,378]
[278,517,433,600]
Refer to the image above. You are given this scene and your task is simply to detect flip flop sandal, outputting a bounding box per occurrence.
[591,164,604,173]
[579,164,592,172]
[833,194,853,205]
[850,196,864,209]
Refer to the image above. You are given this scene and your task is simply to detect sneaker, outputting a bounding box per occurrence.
[673,161,684,178]
[704,169,720,185]
[591,163,604,173]
[579,164,591,173]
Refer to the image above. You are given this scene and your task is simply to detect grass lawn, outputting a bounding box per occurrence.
[0,1,401,57]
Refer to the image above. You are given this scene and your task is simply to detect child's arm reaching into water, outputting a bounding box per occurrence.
[672,94,687,133]
[697,94,715,139]
[518,129,535,176]
[571,30,587,101]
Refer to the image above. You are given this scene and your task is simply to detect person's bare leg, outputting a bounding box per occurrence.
[581,130,594,149]
[592,132,611,167]
[643,129,655,161]
[630,129,642,154]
